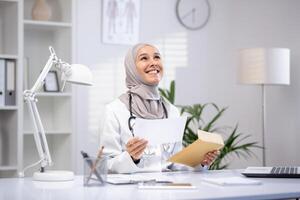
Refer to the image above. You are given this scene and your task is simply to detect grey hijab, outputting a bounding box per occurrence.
[119,43,168,119]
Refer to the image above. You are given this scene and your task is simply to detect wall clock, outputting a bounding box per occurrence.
[176,0,211,30]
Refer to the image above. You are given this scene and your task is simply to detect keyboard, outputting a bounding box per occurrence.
[242,166,300,178]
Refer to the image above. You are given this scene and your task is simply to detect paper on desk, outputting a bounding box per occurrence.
[168,130,224,167]
[201,177,261,186]
[138,183,197,190]
[106,174,172,185]
[134,116,187,145]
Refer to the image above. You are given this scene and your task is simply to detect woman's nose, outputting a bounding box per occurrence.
[150,58,159,66]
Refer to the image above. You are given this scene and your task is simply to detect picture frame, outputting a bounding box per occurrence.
[44,71,59,92]
[102,0,140,45]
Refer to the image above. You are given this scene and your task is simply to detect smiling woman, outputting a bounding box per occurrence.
[98,43,219,174]
[135,45,163,85]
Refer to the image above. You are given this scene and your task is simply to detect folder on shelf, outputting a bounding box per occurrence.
[5,59,16,106]
[0,59,5,106]
[168,130,224,167]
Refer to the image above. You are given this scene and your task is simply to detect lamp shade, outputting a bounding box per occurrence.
[238,48,290,85]
[63,64,93,86]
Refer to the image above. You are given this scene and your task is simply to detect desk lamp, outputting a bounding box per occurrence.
[238,48,290,166]
[21,46,93,181]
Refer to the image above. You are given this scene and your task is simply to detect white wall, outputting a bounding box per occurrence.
[234,0,300,167]
[74,0,300,173]
[177,0,300,168]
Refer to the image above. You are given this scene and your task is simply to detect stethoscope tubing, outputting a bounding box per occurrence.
[127,93,168,136]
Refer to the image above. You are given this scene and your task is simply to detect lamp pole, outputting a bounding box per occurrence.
[262,85,266,166]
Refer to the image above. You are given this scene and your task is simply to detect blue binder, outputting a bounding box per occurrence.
[5,59,16,106]
[0,59,5,107]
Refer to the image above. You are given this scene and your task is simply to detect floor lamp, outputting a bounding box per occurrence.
[238,48,290,166]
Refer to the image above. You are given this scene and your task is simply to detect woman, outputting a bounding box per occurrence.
[99,43,218,173]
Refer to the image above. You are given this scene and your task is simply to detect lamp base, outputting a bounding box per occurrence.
[33,170,74,181]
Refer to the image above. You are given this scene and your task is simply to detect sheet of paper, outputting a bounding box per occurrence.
[168,130,224,167]
[138,183,197,190]
[106,174,154,185]
[134,116,187,145]
[201,177,262,186]
[106,174,172,185]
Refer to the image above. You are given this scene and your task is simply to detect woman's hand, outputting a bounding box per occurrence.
[126,137,148,161]
[201,150,220,166]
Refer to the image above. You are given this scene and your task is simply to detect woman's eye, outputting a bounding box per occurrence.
[154,55,161,59]
[141,57,147,60]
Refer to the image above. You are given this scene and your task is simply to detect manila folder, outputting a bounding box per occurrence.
[168,130,224,167]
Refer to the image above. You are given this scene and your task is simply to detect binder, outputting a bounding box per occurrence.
[5,59,16,106]
[0,59,5,106]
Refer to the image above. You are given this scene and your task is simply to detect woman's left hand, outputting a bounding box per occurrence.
[201,150,220,166]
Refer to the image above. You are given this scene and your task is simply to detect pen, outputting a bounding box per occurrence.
[87,146,104,184]
[80,150,103,184]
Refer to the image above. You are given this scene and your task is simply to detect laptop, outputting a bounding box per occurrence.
[242,166,300,178]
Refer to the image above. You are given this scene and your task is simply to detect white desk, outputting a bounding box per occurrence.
[1,169,300,200]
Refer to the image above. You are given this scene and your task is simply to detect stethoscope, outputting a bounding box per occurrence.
[128,93,168,136]
[127,93,176,161]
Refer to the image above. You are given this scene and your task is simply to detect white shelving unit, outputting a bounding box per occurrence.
[0,0,20,178]
[0,0,75,178]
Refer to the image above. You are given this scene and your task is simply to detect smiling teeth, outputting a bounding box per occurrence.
[148,70,159,74]
[147,69,159,73]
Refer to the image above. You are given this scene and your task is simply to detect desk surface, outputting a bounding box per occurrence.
[1,169,300,200]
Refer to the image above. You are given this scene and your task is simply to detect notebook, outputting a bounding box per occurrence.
[242,166,300,178]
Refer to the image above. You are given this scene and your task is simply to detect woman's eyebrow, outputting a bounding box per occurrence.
[137,52,160,58]
[137,53,148,58]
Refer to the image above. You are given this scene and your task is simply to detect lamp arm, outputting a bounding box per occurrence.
[30,47,58,93]
[31,99,53,167]
[24,97,52,168]
[23,46,58,171]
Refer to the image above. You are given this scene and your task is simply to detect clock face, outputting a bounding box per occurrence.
[176,0,210,30]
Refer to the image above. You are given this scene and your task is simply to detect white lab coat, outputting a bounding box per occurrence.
[99,98,204,173]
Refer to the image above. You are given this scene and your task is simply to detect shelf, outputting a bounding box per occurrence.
[24,130,71,135]
[24,0,72,24]
[24,20,72,31]
[0,54,18,59]
[0,0,74,178]
[36,92,72,97]
[0,166,17,171]
[0,0,18,2]
[0,106,18,110]
[0,0,18,5]
[0,1,18,55]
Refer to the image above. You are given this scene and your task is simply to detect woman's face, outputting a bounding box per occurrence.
[135,45,163,85]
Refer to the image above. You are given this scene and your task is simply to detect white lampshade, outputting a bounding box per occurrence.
[63,64,93,86]
[238,48,290,85]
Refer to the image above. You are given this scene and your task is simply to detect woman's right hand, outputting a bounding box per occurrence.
[126,137,148,161]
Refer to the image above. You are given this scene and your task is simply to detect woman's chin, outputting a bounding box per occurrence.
[145,79,161,86]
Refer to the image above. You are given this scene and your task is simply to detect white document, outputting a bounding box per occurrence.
[106,174,155,185]
[138,184,197,190]
[201,176,261,186]
[134,116,187,145]
[106,174,172,185]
